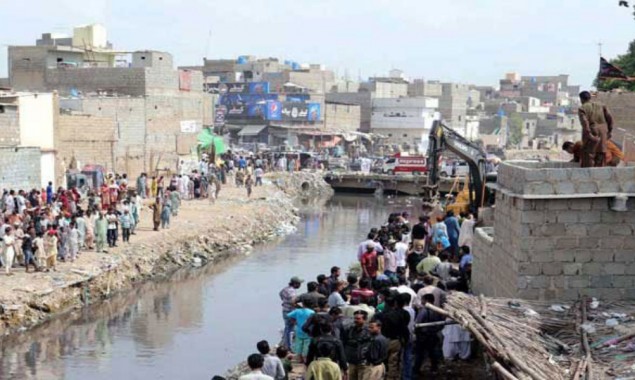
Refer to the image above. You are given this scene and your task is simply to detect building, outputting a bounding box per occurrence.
[361,77,408,98]
[439,83,469,131]
[324,101,361,132]
[408,79,443,97]
[370,97,439,148]
[325,92,372,132]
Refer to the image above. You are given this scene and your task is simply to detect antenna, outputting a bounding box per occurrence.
[598,41,603,57]
[204,29,212,59]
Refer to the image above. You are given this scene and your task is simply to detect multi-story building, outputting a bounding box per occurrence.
[7,25,214,177]
[439,83,469,131]
[408,79,443,97]
[370,97,439,148]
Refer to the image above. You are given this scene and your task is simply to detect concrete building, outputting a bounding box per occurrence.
[439,83,469,131]
[361,78,408,98]
[408,79,443,98]
[0,92,58,188]
[325,92,372,132]
[370,97,439,147]
[324,101,361,132]
[474,161,635,301]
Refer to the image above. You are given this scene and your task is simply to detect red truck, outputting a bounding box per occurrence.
[381,153,428,175]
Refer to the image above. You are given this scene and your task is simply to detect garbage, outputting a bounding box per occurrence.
[606,318,620,327]
[590,298,600,309]
[580,323,596,334]
[524,308,539,317]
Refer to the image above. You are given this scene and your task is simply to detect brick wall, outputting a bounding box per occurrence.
[597,92,635,134]
[45,67,147,96]
[0,147,41,190]
[325,103,361,132]
[473,161,635,301]
[0,104,20,146]
[57,114,117,172]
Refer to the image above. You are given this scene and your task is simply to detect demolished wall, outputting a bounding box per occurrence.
[473,161,635,301]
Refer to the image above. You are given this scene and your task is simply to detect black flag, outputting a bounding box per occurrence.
[598,57,631,80]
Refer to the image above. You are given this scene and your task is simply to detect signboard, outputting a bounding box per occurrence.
[205,82,270,95]
[180,120,200,133]
[214,106,227,126]
[268,102,321,122]
[219,94,278,119]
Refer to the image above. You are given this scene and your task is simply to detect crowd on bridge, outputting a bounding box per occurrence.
[234,211,477,380]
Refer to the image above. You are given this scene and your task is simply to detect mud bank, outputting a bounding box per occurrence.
[0,183,302,338]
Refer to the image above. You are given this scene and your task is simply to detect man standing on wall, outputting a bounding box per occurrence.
[578,91,613,168]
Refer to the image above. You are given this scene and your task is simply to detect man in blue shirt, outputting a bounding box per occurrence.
[46,182,53,205]
[459,246,473,272]
[238,156,247,170]
[287,298,316,363]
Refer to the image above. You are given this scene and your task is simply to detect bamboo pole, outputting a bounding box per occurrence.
[493,362,520,380]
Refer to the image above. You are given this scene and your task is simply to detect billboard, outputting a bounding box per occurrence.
[266,101,321,122]
[219,93,278,119]
[214,106,227,126]
[205,82,270,95]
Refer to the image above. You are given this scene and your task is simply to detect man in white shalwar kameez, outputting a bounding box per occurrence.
[442,323,472,360]
[458,214,476,250]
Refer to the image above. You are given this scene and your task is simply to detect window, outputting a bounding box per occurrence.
[403,134,408,137]
[57,57,63,63]
[159,57,163,61]
[141,56,146,60]
[458,115,462,122]
[388,133,393,137]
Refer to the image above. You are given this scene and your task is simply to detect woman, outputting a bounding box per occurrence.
[84,210,95,250]
[3,227,16,275]
[44,228,58,271]
[150,197,162,231]
[150,177,158,198]
[160,197,171,229]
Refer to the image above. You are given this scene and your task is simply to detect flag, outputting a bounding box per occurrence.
[598,57,633,80]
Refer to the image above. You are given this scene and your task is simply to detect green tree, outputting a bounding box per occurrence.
[596,40,635,92]
[508,113,524,147]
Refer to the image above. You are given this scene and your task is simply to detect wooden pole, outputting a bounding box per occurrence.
[492,362,520,380]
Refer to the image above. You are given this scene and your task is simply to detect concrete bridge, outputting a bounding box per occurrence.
[323,171,460,196]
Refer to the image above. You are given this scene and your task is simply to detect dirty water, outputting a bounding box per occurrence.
[0,195,422,380]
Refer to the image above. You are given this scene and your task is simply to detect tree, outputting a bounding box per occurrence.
[596,40,635,92]
[508,113,524,148]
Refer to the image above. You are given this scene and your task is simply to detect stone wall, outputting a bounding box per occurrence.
[0,147,41,190]
[473,161,635,301]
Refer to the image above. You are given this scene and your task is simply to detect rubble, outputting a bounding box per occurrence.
[0,183,300,337]
[266,171,334,199]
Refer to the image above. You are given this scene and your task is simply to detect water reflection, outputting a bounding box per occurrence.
[0,195,422,379]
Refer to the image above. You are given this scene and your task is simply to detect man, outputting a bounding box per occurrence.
[413,294,444,375]
[46,182,53,205]
[150,197,162,231]
[287,298,316,363]
[357,231,383,261]
[394,234,409,275]
[329,307,351,340]
[341,310,371,380]
[256,340,285,380]
[417,275,447,307]
[406,243,426,282]
[417,250,441,276]
[361,243,379,280]
[327,266,341,293]
[364,320,389,380]
[445,212,460,259]
[458,213,475,250]
[350,278,376,306]
[239,354,274,380]
[392,275,419,309]
[279,276,303,349]
[136,173,147,199]
[563,140,624,167]
[459,246,473,274]
[374,296,410,380]
[305,344,342,380]
[296,281,326,308]
[255,166,264,187]
[578,91,614,167]
[317,274,330,297]
[306,319,348,372]
[411,216,428,248]
[382,240,398,279]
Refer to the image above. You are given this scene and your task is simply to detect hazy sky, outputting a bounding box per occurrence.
[1,0,634,87]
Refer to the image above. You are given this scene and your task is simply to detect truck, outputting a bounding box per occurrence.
[382,153,427,175]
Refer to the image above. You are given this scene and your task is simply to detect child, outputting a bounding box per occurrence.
[33,231,45,271]
[119,209,132,243]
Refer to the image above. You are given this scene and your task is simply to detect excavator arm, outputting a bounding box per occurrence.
[426,120,488,214]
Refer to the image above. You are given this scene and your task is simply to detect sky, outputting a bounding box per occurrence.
[0,0,634,88]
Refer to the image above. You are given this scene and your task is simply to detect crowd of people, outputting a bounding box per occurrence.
[0,150,277,275]
[231,211,477,380]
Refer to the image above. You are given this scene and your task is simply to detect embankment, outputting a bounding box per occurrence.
[0,178,321,338]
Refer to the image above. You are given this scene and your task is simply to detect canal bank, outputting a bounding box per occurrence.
[0,175,322,339]
[0,194,422,379]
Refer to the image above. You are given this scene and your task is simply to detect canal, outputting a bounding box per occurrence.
[0,195,422,380]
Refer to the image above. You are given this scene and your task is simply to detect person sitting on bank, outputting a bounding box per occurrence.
[563,140,624,167]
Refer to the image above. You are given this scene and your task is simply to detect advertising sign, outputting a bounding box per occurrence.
[274,102,322,122]
[180,120,199,133]
[206,82,270,94]
[214,106,227,126]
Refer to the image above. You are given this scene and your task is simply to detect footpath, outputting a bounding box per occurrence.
[0,178,310,337]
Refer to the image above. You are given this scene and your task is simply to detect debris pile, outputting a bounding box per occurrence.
[442,292,635,380]
[266,171,334,198]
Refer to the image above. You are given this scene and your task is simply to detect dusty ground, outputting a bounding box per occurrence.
[0,180,300,337]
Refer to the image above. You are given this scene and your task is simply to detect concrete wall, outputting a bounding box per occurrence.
[473,161,635,301]
[57,114,117,172]
[324,103,361,132]
[44,67,147,96]
[371,127,425,147]
[18,93,56,150]
[0,147,42,190]
[326,92,372,132]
